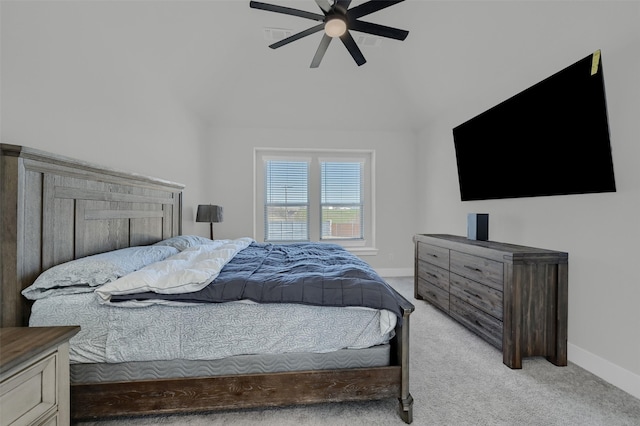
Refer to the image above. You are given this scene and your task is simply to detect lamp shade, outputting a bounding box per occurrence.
[196,205,223,223]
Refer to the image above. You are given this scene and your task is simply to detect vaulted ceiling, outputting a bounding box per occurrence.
[2,0,631,132]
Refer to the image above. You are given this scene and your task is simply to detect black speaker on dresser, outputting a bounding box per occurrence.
[467,213,489,241]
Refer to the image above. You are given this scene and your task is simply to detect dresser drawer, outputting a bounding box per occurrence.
[450,273,503,320]
[417,242,449,270]
[417,259,449,293]
[417,278,449,313]
[41,412,58,426]
[450,296,502,349]
[450,251,503,290]
[0,352,57,426]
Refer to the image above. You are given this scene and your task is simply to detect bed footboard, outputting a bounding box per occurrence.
[72,366,400,418]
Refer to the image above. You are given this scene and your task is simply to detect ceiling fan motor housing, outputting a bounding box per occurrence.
[324,15,348,37]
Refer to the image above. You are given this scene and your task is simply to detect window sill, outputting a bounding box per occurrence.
[345,247,378,256]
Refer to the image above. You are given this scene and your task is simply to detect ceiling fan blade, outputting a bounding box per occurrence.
[314,0,332,13]
[348,0,406,19]
[270,24,324,49]
[349,20,409,40]
[249,1,324,21]
[340,31,366,66]
[310,34,332,68]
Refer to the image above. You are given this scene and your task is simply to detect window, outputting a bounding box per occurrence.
[264,160,309,241]
[321,161,363,240]
[255,149,375,252]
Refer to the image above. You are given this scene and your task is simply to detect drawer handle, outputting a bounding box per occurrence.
[429,254,438,258]
[464,265,482,273]
[464,289,482,299]
[427,272,438,278]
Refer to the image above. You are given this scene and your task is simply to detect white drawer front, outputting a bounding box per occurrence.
[40,412,58,426]
[0,353,57,426]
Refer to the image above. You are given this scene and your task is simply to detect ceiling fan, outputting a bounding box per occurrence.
[250,0,409,68]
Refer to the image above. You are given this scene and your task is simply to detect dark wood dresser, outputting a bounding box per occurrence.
[413,234,568,369]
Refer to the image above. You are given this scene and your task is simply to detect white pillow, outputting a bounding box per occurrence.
[22,245,179,300]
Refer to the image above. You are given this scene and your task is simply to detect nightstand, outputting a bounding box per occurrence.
[1,326,80,426]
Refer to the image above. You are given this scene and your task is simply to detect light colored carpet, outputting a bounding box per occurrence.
[75,277,640,426]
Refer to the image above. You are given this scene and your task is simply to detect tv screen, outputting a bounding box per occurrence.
[453,50,616,201]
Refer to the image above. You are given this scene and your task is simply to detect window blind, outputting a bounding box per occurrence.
[320,161,364,240]
[264,160,309,241]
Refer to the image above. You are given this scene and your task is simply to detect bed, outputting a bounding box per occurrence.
[0,144,414,423]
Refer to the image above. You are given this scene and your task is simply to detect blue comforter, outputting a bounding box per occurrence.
[111,242,407,321]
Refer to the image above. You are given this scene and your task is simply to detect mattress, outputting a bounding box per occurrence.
[70,345,390,383]
[29,292,396,364]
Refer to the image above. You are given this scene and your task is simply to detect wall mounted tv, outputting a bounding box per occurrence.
[453,50,616,201]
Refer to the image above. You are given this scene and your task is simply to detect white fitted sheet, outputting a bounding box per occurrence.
[29,292,395,364]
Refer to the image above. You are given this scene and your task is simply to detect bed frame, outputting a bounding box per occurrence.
[0,144,414,423]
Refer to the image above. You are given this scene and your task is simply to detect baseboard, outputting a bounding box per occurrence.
[568,342,640,400]
[376,268,413,278]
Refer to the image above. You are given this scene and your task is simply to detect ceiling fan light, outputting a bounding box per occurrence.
[324,17,347,37]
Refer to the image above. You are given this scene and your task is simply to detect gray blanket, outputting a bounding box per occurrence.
[111,242,407,321]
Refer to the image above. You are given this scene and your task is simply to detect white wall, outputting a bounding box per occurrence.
[0,0,209,235]
[416,2,640,398]
[204,126,418,272]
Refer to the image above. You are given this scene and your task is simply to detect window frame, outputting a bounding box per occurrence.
[254,148,377,254]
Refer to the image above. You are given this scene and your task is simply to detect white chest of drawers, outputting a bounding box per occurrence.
[1,327,80,426]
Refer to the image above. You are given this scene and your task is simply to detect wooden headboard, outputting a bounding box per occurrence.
[0,144,184,327]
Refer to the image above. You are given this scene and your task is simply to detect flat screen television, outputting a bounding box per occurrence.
[453,50,616,201]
